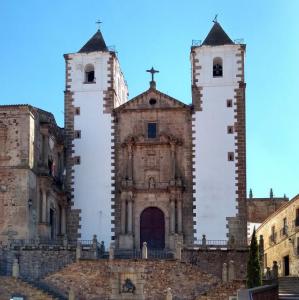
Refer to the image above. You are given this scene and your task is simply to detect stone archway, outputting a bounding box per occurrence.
[140,207,165,249]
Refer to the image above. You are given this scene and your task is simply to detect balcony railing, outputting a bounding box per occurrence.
[280,226,288,237]
[269,233,277,244]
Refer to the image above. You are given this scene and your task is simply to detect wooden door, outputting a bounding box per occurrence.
[140,207,165,249]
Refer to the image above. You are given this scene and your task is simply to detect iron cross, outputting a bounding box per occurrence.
[146,67,159,81]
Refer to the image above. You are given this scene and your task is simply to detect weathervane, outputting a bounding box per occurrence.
[96,20,102,30]
[213,14,218,23]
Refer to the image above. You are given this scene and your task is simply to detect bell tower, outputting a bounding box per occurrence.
[64,29,128,245]
[191,21,247,243]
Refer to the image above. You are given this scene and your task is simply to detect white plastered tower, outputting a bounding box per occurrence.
[64,30,128,246]
[191,22,247,242]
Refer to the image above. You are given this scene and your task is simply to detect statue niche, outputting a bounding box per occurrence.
[122,278,136,293]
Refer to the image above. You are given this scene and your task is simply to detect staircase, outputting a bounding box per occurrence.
[279,277,299,300]
[0,276,56,300]
[43,259,222,299]
[195,280,245,300]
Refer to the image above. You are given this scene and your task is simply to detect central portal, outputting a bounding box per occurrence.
[140,207,165,249]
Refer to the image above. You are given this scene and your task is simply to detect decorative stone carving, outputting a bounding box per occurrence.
[122,278,136,293]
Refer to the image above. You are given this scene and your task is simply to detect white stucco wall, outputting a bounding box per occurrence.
[192,45,243,242]
[67,51,127,246]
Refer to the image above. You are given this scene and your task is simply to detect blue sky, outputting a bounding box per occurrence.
[0,0,298,198]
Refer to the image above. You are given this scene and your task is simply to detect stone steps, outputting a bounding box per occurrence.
[43,259,222,299]
[279,277,299,295]
[0,276,56,300]
[195,280,245,300]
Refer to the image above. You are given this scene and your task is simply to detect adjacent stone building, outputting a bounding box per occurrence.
[0,105,68,242]
[256,194,299,276]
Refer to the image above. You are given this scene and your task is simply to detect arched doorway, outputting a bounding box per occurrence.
[140,207,165,249]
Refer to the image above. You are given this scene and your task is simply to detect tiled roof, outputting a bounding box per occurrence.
[78,30,108,53]
[202,22,234,46]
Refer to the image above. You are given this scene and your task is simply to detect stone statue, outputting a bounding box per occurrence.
[122,278,136,293]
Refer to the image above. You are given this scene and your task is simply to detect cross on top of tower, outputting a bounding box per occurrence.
[146,67,159,89]
[96,20,102,31]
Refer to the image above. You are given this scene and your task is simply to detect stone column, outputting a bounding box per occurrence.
[12,258,19,278]
[76,242,82,261]
[170,142,176,180]
[127,199,133,234]
[42,189,47,223]
[109,243,115,260]
[170,199,175,234]
[42,134,48,165]
[177,200,182,233]
[127,143,133,181]
[222,262,228,282]
[228,260,235,281]
[121,199,126,234]
[61,206,66,235]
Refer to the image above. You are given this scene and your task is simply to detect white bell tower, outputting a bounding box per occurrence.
[191,21,247,243]
[64,30,128,245]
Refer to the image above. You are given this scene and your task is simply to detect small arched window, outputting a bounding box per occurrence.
[84,64,95,83]
[213,57,223,77]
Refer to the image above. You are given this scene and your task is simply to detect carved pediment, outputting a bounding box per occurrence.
[114,88,190,112]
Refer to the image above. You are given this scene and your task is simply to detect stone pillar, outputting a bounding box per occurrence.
[175,241,182,260]
[170,199,175,234]
[42,189,47,223]
[109,243,115,260]
[42,134,48,165]
[61,206,66,235]
[68,288,75,300]
[12,258,19,278]
[228,260,235,281]
[222,262,228,282]
[177,200,182,233]
[166,288,173,300]
[127,199,133,234]
[76,242,82,261]
[142,242,148,259]
[92,234,98,258]
[202,234,207,247]
[170,142,176,180]
[121,199,126,234]
[128,143,133,180]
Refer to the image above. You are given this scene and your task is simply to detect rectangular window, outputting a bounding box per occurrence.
[228,152,234,161]
[74,156,81,165]
[75,107,80,115]
[227,99,233,107]
[227,126,234,134]
[74,130,81,139]
[147,123,157,139]
[295,208,299,227]
[282,217,287,235]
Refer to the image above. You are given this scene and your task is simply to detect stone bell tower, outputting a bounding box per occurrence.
[191,21,247,243]
[64,30,128,245]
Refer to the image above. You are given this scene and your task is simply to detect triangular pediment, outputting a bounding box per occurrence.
[115,88,190,112]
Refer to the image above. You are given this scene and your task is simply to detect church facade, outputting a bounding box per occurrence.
[64,21,248,250]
